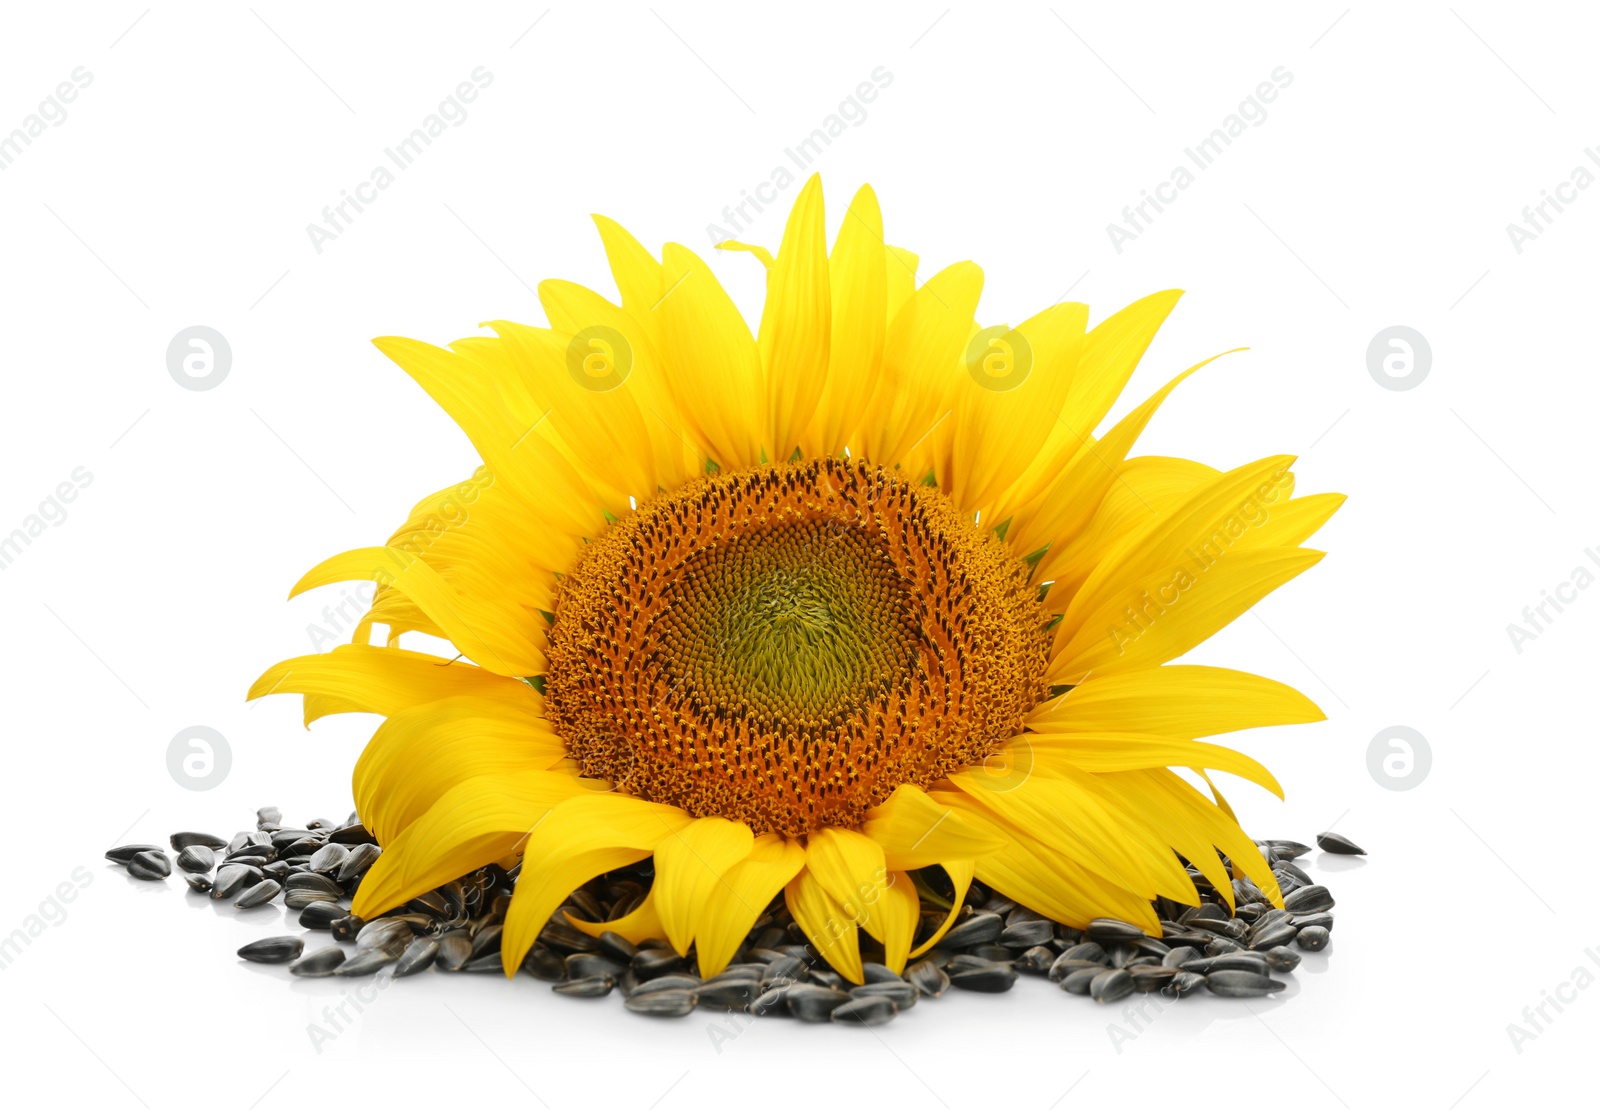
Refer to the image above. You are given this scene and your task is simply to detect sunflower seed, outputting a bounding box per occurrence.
[212,864,260,899]
[596,931,637,962]
[127,851,172,880]
[392,937,439,978]
[469,925,503,959]
[632,947,689,978]
[1062,941,1110,963]
[625,989,697,1016]
[335,949,395,976]
[763,957,807,986]
[1284,885,1335,915]
[294,901,343,930]
[289,946,345,977]
[1060,966,1107,995]
[238,936,304,964]
[1276,862,1313,887]
[1162,946,1201,968]
[852,980,918,1010]
[1288,911,1335,930]
[1264,945,1301,972]
[553,975,614,997]
[327,822,376,847]
[1187,917,1248,938]
[336,844,380,882]
[278,837,323,858]
[1316,831,1366,855]
[1086,918,1145,944]
[234,880,281,909]
[330,913,365,942]
[1186,952,1271,977]
[539,915,600,954]
[183,873,212,893]
[1090,968,1135,1003]
[169,831,226,851]
[1296,925,1330,951]
[566,953,626,981]
[1163,971,1207,998]
[907,958,950,997]
[999,919,1054,949]
[1015,945,1056,974]
[307,843,349,875]
[749,986,789,1016]
[941,912,1003,949]
[786,985,852,1022]
[633,974,701,994]
[356,916,415,956]
[719,964,767,983]
[832,995,897,1025]
[1207,970,1286,997]
[306,817,338,830]
[1205,936,1244,957]
[949,964,1016,993]
[696,977,758,1010]
[174,845,214,874]
[434,934,473,971]
[1249,921,1299,950]
[1257,839,1312,859]
[1128,965,1178,992]
[106,844,162,865]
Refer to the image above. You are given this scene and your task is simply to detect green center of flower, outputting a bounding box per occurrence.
[659,520,917,730]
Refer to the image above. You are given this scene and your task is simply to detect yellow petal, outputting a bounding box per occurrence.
[568,889,668,945]
[1028,665,1324,738]
[352,769,592,918]
[352,697,564,845]
[500,793,690,975]
[651,242,764,469]
[802,827,892,944]
[245,645,534,725]
[807,184,886,458]
[862,784,1005,869]
[290,546,544,677]
[948,301,1089,514]
[1015,732,1284,798]
[879,872,921,974]
[694,835,806,978]
[862,261,984,473]
[756,175,831,460]
[784,866,864,984]
[910,860,973,957]
[652,817,755,957]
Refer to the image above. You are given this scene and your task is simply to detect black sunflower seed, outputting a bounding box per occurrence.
[105,844,162,865]
[169,831,227,852]
[289,946,345,977]
[625,989,697,1016]
[786,985,851,1022]
[127,851,172,880]
[238,936,303,964]
[832,995,897,1025]
[233,880,281,909]
[553,975,614,997]
[1316,831,1366,856]
[1090,968,1135,1004]
[1296,925,1330,951]
[1207,971,1286,997]
[392,937,439,978]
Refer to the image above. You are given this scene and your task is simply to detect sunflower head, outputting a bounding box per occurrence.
[250,176,1342,984]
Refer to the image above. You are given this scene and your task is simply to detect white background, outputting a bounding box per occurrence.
[1,2,1594,1114]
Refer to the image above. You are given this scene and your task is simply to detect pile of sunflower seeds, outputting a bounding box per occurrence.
[108,807,1361,1025]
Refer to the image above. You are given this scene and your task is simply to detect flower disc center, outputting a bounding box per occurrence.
[544,458,1049,837]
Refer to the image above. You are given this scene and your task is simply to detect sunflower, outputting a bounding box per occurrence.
[248,176,1342,985]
